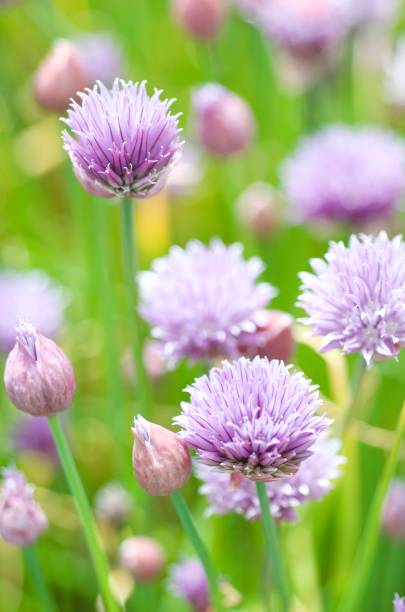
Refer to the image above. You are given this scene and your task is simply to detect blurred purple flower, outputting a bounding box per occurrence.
[175,357,329,481]
[252,0,355,54]
[62,80,183,199]
[382,479,405,540]
[394,594,405,612]
[94,481,132,525]
[355,0,399,25]
[168,559,210,612]
[139,239,276,363]
[281,125,405,224]
[13,416,58,463]
[197,437,344,522]
[0,270,67,353]
[74,33,124,85]
[0,467,48,547]
[297,232,405,365]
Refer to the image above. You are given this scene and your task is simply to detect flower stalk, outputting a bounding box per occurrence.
[256,482,290,612]
[170,490,223,611]
[48,415,118,612]
[23,545,55,612]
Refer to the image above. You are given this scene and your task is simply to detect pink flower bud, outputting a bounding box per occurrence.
[33,40,89,112]
[4,321,76,416]
[132,416,192,496]
[171,0,228,40]
[382,479,405,540]
[0,467,48,547]
[237,182,280,238]
[238,310,295,363]
[119,536,166,582]
[193,84,255,156]
[94,481,132,525]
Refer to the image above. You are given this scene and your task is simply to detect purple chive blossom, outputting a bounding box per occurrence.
[281,125,405,224]
[196,437,344,522]
[13,416,58,463]
[74,33,124,86]
[139,239,276,364]
[252,0,355,55]
[168,559,211,612]
[297,232,405,365]
[382,479,405,540]
[394,594,405,612]
[62,79,184,199]
[175,357,329,481]
[0,467,48,547]
[0,270,67,354]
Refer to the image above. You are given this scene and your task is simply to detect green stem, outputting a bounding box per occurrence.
[336,400,405,612]
[339,356,367,436]
[23,545,55,612]
[256,482,290,612]
[48,415,118,612]
[120,197,150,417]
[170,491,223,612]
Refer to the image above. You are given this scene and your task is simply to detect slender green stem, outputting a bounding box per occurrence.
[339,356,367,436]
[48,415,119,612]
[120,197,150,417]
[336,400,405,612]
[170,491,223,612]
[256,482,290,612]
[23,545,55,612]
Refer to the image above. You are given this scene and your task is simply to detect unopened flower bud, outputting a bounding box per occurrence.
[237,182,280,238]
[94,481,132,525]
[193,83,255,156]
[4,320,76,416]
[33,40,89,113]
[256,310,295,362]
[132,416,192,496]
[171,0,228,40]
[382,479,405,540]
[119,536,166,582]
[0,467,48,547]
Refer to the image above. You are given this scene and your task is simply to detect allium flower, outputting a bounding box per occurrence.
[197,437,344,522]
[175,357,329,481]
[168,559,210,612]
[4,320,76,416]
[297,232,405,365]
[62,79,183,199]
[254,0,355,55]
[394,594,405,612]
[13,416,58,463]
[0,269,66,353]
[281,125,405,223]
[193,84,255,156]
[237,182,280,238]
[74,33,123,86]
[171,0,228,40]
[119,536,166,582]
[94,481,132,525]
[0,467,48,547]
[382,479,405,539]
[139,239,276,363]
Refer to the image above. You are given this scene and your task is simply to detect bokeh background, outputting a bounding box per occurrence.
[0,0,404,610]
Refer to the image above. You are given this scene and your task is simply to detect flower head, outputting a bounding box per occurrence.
[168,559,210,612]
[175,357,329,481]
[119,536,166,582]
[382,479,405,540]
[254,0,355,55]
[4,320,76,416]
[0,269,66,354]
[193,84,255,156]
[197,437,344,521]
[394,594,405,612]
[13,416,58,463]
[171,0,228,40]
[297,232,405,365]
[281,125,405,223]
[132,416,192,496]
[237,182,280,238]
[139,239,276,364]
[74,33,124,86]
[0,467,48,547]
[94,481,132,525]
[62,79,183,199]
